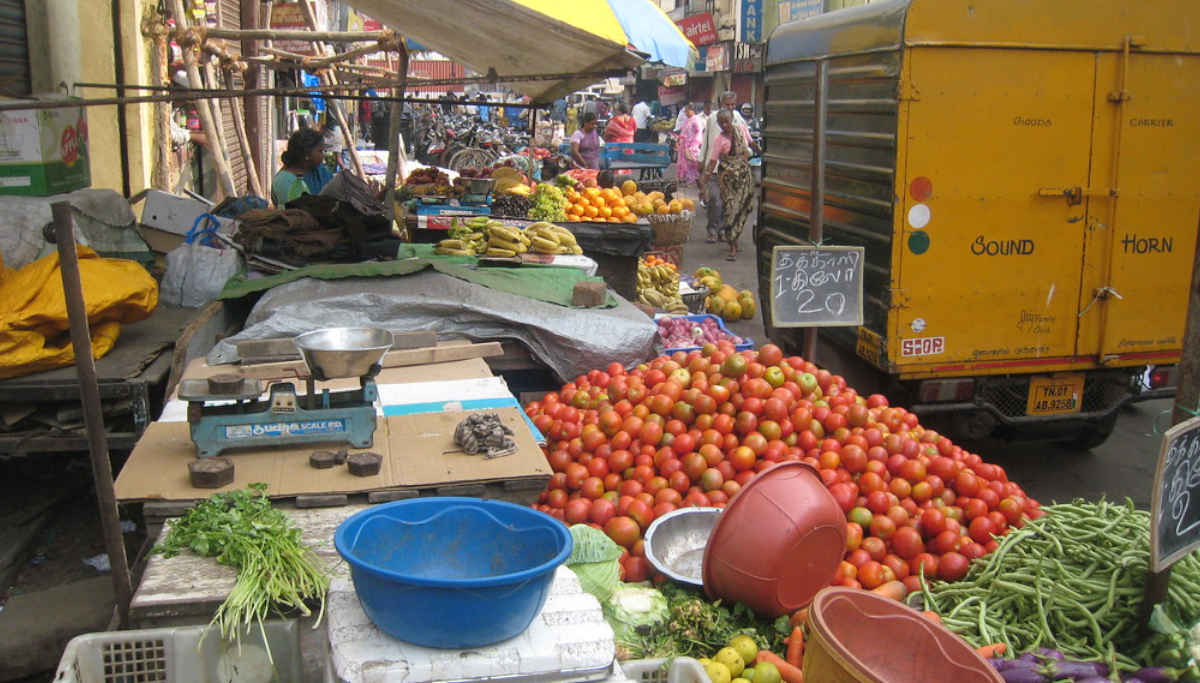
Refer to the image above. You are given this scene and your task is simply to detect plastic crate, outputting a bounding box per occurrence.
[54,621,301,683]
[619,658,708,683]
[657,314,755,354]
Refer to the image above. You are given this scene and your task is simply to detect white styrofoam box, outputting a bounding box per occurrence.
[326,566,615,683]
[140,189,236,237]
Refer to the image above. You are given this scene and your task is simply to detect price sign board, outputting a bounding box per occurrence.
[1151,415,1200,572]
[768,246,865,328]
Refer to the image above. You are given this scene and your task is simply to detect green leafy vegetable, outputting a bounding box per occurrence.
[155,483,330,661]
[615,582,790,660]
[567,525,623,602]
[604,583,670,644]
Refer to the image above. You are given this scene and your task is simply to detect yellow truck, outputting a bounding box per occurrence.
[757,0,1197,447]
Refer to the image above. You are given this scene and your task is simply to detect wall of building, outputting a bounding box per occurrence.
[23,0,156,197]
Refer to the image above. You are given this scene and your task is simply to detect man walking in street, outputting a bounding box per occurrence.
[632,99,652,143]
[698,92,752,243]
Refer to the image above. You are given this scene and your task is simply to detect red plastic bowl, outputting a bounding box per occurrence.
[805,586,1004,682]
[702,461,846,616]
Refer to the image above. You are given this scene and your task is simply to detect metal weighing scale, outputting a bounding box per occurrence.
[178,328,392,458]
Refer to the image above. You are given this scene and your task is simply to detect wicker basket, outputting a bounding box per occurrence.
[681,286,709,313]
[648,210,693,247]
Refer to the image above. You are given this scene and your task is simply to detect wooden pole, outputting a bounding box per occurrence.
[385,44,410,222]
[51,204,134,628]
[261,0,277,199]
[145,12,174,190]
[240,0,264,188]
[170,0,236,198]
[1143,216,1200,615]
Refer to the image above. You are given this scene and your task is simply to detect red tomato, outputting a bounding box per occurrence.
[938,552,970,581]
[910,552,939,580]
[846,548,872,568]
[589,498,616,525]
[920,509,947,538]
[968,516,994,544]
[828,482,858,513]
[845,522,864,550]
[959,542,986,561]
[729,446,757,472]
[858,560,887,589]
[869,514,897,540]
[565,498,591,524]
[931,530,961,554]
[866,491,892,514]
[861,536,887,561]
[890,526,925,559]
[882,554,910,580]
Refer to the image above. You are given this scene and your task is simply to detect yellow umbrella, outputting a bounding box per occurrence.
[346,0,697,102]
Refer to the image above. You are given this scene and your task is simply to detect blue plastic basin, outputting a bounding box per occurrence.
[334,497,572,648]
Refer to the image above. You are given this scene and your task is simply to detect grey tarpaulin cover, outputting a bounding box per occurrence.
[0,189,150,269]
[208,270,657,380]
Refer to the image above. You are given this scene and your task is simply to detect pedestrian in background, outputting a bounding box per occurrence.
[632,99,652,143]
[699,92,752,244]
[570,112,604,169]
[700,109,754,261]
[605,103,636,144]
[676,104,704,185]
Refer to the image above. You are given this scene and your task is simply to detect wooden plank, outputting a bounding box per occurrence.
[238,342,505,380]
[236,330,439,365]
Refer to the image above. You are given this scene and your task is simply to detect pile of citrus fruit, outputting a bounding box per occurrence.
[564,187,638,223]
[561,180,697,223]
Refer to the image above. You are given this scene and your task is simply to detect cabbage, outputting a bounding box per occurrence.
[566,524,623,602]
[603,584,669,643]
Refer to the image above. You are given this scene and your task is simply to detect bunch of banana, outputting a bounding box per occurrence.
[636,262,687,313]
[483,221,530,258]
[437,216,490,255]
[524,222,583,255]
[639,288,690,314]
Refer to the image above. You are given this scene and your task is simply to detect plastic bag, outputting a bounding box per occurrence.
[161,214,241,307]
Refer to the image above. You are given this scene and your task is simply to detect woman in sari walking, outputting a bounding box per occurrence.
[675,104,703,185]
[700,110,754,261]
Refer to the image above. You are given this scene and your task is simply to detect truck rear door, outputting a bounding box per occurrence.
[895,48,1094,371]
[1076,48,1200,365]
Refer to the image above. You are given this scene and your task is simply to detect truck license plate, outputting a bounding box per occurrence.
[1026,374,1086,415]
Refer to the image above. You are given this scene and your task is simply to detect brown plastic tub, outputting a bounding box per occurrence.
[804,587,1004,683]
[702,461,845,617]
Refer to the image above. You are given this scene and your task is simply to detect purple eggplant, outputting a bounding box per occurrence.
[1034,648,1067,661]
[1128,668,1174,683]
[1122,678,1146,683]
[1073,678,1112,683]
[1039,660,1110,680]
[989,658,1014,672]
[1001,669,1048,683]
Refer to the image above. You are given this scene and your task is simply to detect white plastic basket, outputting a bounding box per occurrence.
[53,621,301,683]
[619,657,709,683]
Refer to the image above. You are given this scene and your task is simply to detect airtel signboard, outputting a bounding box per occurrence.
[676,13,717,47]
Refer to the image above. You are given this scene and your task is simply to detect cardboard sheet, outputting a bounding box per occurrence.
[117,358,551,502]
[115,406,550,501]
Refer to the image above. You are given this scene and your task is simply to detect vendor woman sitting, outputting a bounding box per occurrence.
[271,128,326,206]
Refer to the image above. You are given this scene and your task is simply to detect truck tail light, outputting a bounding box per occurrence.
[1149,366,1176,389]
[918,378,975,403]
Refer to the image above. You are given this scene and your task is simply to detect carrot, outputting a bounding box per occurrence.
[756,650,805,683]
[870,580,908,602]
[789,607,809,627]
[785,626,805,667]
[921,610,943,625]
[976,643,1007,658]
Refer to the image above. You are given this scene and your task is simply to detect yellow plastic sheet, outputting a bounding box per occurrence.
[0,246,158,380]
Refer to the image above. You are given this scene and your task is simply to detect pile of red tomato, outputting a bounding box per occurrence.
[525,342,1043,590]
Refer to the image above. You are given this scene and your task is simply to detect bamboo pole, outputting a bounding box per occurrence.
[261,0,276,197]
[187,27,395,43]
[170,0,235,198]
[202,59,235,194]
[298,0,363,178]
[225,70,264,198]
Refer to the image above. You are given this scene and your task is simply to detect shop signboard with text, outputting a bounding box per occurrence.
[741,0,764,42]
[677,13,718,47]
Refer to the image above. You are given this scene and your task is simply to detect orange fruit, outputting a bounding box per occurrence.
[648,191,665,202]
[567,214,581,222]
[681,198,695,210]
[655,204,669,215]
[571,204,584,216]
[600,206,613,218]
[621,180,637,195]
[623,213,638,223]
[591,196,605,209]
[585,187,601,198]
[585,205,599,218]
[668,199,683,213]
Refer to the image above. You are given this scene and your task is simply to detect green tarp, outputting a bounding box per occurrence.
[218,244,617,308]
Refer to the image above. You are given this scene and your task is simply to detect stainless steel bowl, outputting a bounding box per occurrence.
[643,507,722,586]
[293,327,392,379]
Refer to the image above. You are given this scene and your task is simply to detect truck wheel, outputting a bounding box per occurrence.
[1058,414,1118,451]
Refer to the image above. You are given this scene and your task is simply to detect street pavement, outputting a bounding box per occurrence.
[676,184,1166,510]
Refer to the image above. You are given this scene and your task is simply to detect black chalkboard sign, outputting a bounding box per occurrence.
[1151,416,1200,572]
[768,246,865,328]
